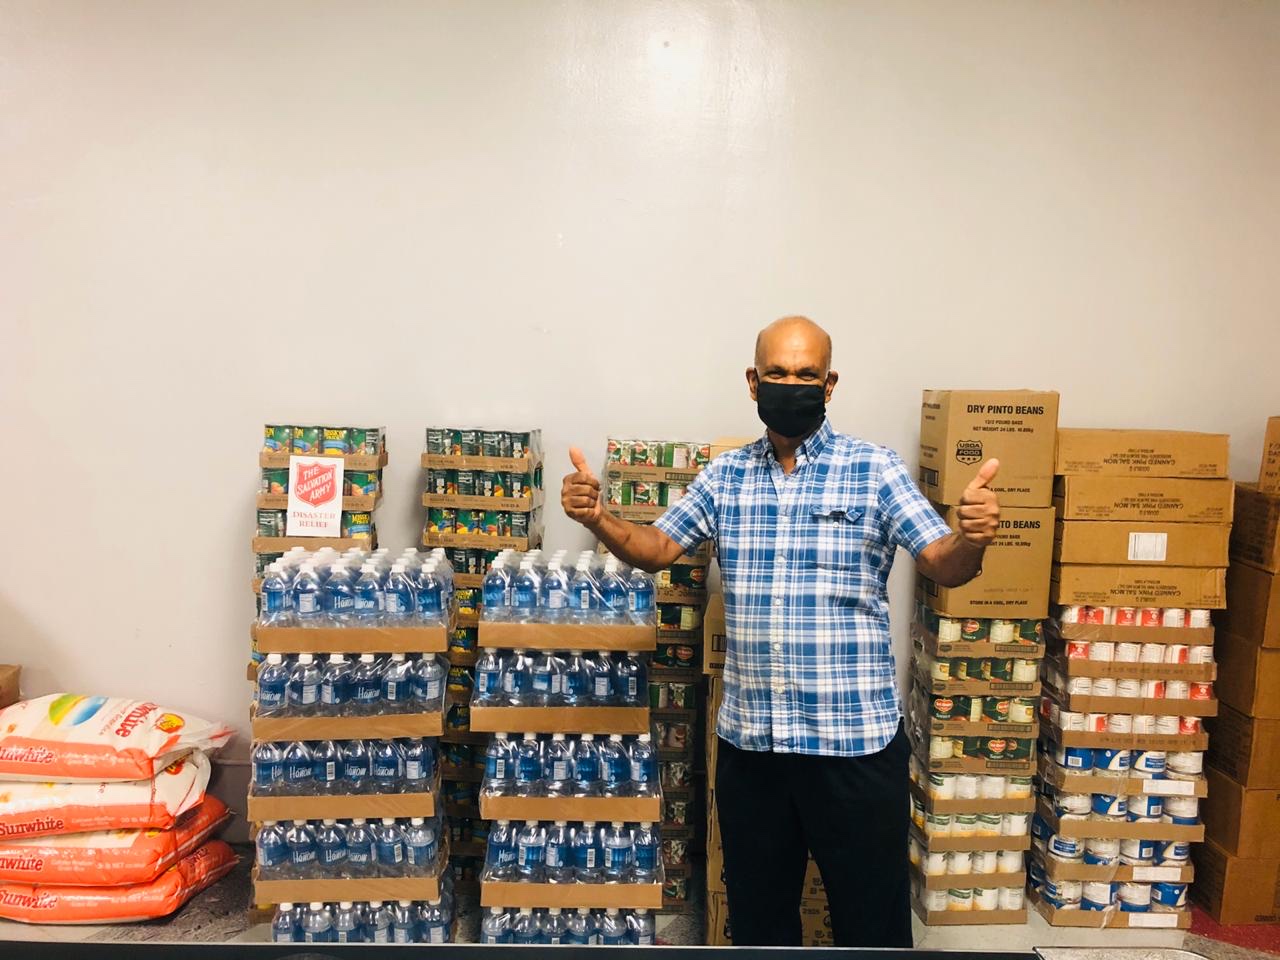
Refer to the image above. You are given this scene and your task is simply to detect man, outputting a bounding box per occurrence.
[560,315,999,948]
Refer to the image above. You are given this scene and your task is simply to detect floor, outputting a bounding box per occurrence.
[0,848,1274,959]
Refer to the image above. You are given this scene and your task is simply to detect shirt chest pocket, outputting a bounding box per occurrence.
[807,506,868,571]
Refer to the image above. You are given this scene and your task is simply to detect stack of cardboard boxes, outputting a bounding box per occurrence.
[909,390,1061,925]
[1197,417,1280,925]
[1031,429,1231,928]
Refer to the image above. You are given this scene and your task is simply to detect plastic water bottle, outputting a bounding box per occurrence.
[412,655,445,706]
[406,817,438,874]
[632,822,659,883]
[514,733,544,797]
[323,563,355,625]
[333,901,363,944]
[474,648,504,705]
[630,733,659,797]
[544,733,574,797]
[350,654,384,715]
[419,899,449,944]
[568,560,599,622]
[353,563,384,624]
[401,737,433,793]
[542,907,569,945]
[285,820,318,878]
[291,563,324,626]
[600,734,632,797]
[541,561,570,622]
[627,568,656,623]
[614,652,647,706]
[251,740,284,794]
[271,902,300,943]
[573,734,602,797]
[532,651,564,706]
[256,654,290,717]
[599,559,629,620]
[319,655,351,716]
[481,562,511,621]
[340,738,371,793]
[365,901,393,944]
[287,653,322,716]
[310,739,341,793]
[561,650,590,706]
[316,819,347,875]
[516,820,547,882]
[255,820,288,877]
[390,900,417,944]
[603,821,633,882]
[544,820,574,884]
[483,733,515,796]
[371,740,402,794]
[501,649,531,706]
[511,561,540,621]
[260,563,292,625]
[281,740,314,795]
[384,563,417,625]
[381,653,414,713]
[416,564,445,625]
[345,818,376,877]
[481,906,512,944]
[511,908,540,945]
[629,908,656,945]
[375,819,407,877]
[590,651,616,705]
[485,819,517,880]
[601,908,628,945]
[573,820,603,883]
[565,907,592,945]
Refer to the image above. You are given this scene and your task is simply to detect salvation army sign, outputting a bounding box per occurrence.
[286,456,344,536]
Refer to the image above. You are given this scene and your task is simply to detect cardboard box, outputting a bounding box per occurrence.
[1037,754,1207,798]
[705,891,832,946]
[1054,428,1229,479]
[1261,417,1280,495]
[248,780,438,822]
[911,622,1045,661]
[912,897,1027,927]
[706,830,726,896]
[251,708,443,741]
[476,622,656,652]
[253,865,443,904]
[1036,851,1192,884]
[1030,887,1189,929]
[1050,618,1215,646]
[1192,839,1280,925]
[1050,563,1226,609]
[1053,476,1234,524]
[1213,632,1280,719]
[0,665,19,709]
[252,623,452,655]
[709,436,757,461]
[918,390,1059,508]
[420,451,541,474]
[1223,561,1280,648]
[479,795,660,823]
[1205,703,1280,787]
[467,705,649,735]
[1054,520,1230,567]
[703,592,726,676]
[422,491,542,513]
[1037,799,1204,842]
[1043,653,1215,683]
[912,865,1026,892]
[262,449,389,472]
[1232,483,1280,573]
[482,879,662,910]
[918,505,1054,618]
[1203,765,1280,859]
[909,781,1035,816]
[1041,722,1208,754]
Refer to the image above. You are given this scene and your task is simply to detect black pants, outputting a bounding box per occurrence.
[715,723,912,948]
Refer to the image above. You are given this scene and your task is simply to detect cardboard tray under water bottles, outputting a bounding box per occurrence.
[480,876,664,911]
[247,769,441,822]
[478,792,663,823]
[249,704,445,741]
[476,621,658,653]
[251,617,454,655]
[252,842,449,905]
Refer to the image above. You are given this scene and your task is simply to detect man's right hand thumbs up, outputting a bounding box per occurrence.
[562,446,604,527]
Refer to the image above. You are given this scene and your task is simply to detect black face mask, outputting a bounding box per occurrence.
[755,380,827,438]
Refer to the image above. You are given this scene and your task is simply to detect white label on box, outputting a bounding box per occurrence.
[1128,532,1168,562]
[1143,779,1195,796]
[1131,867,1180,883]
[286,456,344,537]
[1127,913,1178,928]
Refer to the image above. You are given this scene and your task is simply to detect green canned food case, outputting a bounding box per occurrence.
[263,425,292,452]
[291,426,321,454]
[322,427,350,456]
[347,471,380,496]
[261,468,288,495]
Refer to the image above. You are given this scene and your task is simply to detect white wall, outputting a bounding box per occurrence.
[2,1,1278,819]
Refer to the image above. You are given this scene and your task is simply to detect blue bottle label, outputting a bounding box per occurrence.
[320,845,346,866]
[290,847,316,865]
[285,760,312,784]
[258,841,287,866]
[353,681,380,703]
[485,756,507,780]
[347,845,372,865]
[636,844,658,870]
[377,840,404,864]
[254,762,282,787]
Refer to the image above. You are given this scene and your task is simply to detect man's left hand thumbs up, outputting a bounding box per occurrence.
[958,458,1001,547]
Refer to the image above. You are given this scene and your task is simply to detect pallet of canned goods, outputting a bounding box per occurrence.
[422,427,543,472]
[261,424,388,468]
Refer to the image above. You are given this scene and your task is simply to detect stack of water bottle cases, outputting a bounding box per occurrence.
[469,548,664,946]
[1030,429,1231,927]
[603,437,713,912]
[419,427,546,901]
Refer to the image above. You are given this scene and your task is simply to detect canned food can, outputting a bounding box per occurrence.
[1086,713,1109,733]
[261,467,288,494]
[1127,794,1163,820]
[1118,882,1152,912]
[1001,812,1030,837]
[1132,714,1156,734]
[924,812,952,837]
[456,429,481,456]
[507,432,531,458]
[1179,716,1201,736]
[1066,640,1090,660]
[1066,676,1094,695]
[1056,745,1094,770]
[931,696,958,721]
[1155,840,1190,864]
[1082,881,1115,910]
[479,510,504,536]
[998,886,1024,910]
[1107,713,1133,734]
[949,849,974,872]
[1089,642,1116,662]
[1045,877,1083,903]
[978,774,1005,799]
[923,889,950,913]
[961,618,990,641]
[427,508,456,534]
[1189,681,1213,700]
[664,799,688,825]
[1093,793,1127,818]
[928,772,956,799]
[663,876,689,901]
[661,838,690,867]
[456,510,484,536]
[1162,608,1187,628]
[1093,748,1131,774]
[1138,607,1163,627]
[1188,608,1211,628]
[1165,680,1190,700]
[1059,605,1087,624]
[936,617,962,642]
[1152,882,1187,908]
[982,737,1010,761]
[1056,792,1092,816]
[1165,644,1190,665]
[929,658,951,682]
[1010,659,1038,683]
[1132,750,1167,776]
[981,697,1011,723]
[479,430,504,458]
[1008,698,1036,725]
[670,682,695,709]
[1091,678,1118,697]
[256,508,286,537]
[424,427,448,455]
[1059,710,1086,732]
[666,722,690,750]
[347,470,380,496]
[1116,678,1142,698]
[987,658,1014,682]
[972,887,1000,912]
[1141,679,1166,698]
[1084,838,1120,865]
[454,470,477,497]
[263,424,292,452]
[291,425,321,454]
[341,511,373,539]
[649,683,669,709]
[991,618,1017,643]
[605,438,628,463]
[1164,795,1200,819]
[1113,607,1138,626]
[1155,715,1180,735]
[350,426,382,455]
[426,469,450,496]
[998,849,1025,874]
[1115,642,1141,662]
[321,426,350,455]
[1188,645,1214,665]
[972,849,998,875]
[951,773,977,800]
[629,440,656,466]
[1120,838,1156,865]
[660,761,692,789]
[1084,606,1110,625]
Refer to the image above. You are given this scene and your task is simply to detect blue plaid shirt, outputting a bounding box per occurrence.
[654,419,951,757]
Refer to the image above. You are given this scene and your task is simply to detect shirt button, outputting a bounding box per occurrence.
[772,642,782,652]
[779,515,790,525]
[772,683,785,695]
[773,597,782,606]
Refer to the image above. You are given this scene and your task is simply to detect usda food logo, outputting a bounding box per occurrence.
[955,440,983,466]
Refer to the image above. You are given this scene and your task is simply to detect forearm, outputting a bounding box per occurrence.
[918,532,986,588]
[586,512,680,574]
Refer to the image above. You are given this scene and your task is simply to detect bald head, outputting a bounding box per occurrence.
[754,315,833,373]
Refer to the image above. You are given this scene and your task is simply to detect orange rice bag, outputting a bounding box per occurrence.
[0,796,229,885]
[0,840,238,923]
[0,694,232,782]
